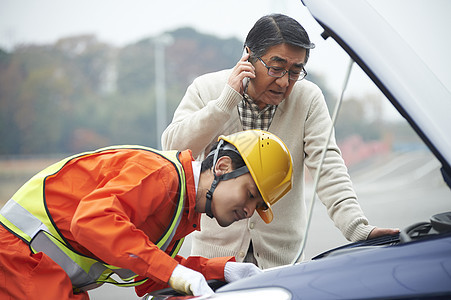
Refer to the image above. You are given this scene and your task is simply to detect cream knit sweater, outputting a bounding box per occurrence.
[162,69,375,269]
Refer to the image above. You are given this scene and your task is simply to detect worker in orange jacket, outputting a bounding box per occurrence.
[0,130,293,299]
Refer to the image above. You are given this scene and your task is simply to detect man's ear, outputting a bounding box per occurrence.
[214,156,233,176]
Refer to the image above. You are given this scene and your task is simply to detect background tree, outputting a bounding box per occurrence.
[0,28,411,155]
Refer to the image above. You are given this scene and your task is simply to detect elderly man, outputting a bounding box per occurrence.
[162,14,398,269]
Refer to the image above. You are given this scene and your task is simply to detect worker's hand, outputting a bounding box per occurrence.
[168,264,214,296]
[368,227,400,239]
[224,262,262,283]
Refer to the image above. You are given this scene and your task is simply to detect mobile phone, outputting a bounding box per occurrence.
[242,77,250,91]
[242,47,250,94]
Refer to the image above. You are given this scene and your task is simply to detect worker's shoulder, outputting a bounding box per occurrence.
[120,148,180,172]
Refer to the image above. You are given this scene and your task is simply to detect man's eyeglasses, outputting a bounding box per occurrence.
[257,57,307,81]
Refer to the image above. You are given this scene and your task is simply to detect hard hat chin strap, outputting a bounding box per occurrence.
[204,140,249,219]
[205,165,249,218]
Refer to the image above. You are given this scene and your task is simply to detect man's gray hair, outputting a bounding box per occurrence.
[244,14,315,64]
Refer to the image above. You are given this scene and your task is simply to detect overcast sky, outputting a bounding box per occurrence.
[0,0,319,48]
[0,0,367,94]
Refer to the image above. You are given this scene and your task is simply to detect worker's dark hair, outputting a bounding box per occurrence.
[201,141,245,173]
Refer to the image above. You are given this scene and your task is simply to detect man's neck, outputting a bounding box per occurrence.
[245,93,271,111]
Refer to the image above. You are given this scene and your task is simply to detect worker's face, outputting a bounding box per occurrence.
[247,43,307,110]
[212,157,266,227]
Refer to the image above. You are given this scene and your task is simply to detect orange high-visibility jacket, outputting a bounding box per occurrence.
[0,147,233,299]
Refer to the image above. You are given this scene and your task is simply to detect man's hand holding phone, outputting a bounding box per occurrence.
[228,48,255,95]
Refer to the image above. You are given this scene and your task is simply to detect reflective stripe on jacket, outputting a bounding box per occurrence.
[0,145,186,292]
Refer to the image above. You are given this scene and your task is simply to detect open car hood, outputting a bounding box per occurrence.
[301,0,451,185]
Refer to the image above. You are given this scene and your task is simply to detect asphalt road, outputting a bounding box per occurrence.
[89,150,451,299]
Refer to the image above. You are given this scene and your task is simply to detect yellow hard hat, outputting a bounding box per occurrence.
[219,130,293,223]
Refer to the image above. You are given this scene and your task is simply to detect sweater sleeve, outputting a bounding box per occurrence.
[302,86,374,241]
[161,71,242,157]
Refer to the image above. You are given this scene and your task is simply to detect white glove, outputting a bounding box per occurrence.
[224,262,263,283]
[168,264,214,296]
